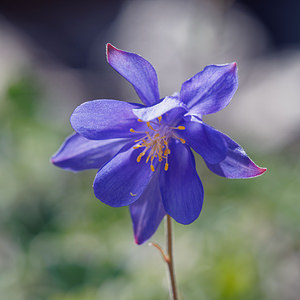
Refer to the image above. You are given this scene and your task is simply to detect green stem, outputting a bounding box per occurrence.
[166,214,178,300]
[149,215,179,299]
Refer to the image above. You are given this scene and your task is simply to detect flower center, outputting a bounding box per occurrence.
[130,116,186,172]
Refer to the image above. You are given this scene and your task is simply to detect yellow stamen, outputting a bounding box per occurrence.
[130,115,176,172]
[137,151,146,162]
[164,148,171,155]
[146,147,155,163]
[130,192,137,196]
[146,122,155,130]
[173,133,186,144]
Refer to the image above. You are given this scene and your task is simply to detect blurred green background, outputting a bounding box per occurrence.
[1,0,300,299]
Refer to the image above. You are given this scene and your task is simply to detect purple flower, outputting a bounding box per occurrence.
[52,44,266,244]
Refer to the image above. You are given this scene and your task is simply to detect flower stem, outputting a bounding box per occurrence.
[149,215,179,299]
[166,214,178,300]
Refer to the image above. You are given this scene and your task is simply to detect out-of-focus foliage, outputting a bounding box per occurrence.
[0,71,299,300]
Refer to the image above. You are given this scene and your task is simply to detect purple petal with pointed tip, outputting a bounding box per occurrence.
[70,99,145,140]
[51,133,131,172]
[160,141,203,224]
[107,43,160,106]
[177,118,227,164]
[205,134,267,178]
[130,169,165,245]
[180,63,238,116]
[93,144,157,207]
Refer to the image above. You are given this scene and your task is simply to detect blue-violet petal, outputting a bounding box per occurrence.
[107,43,160,106]
[180,63,238,116]
[70,99,145,140]
[93,144,157,207]
[51,133,131,172]
[133,95,187,122]
[177,118,227,164]
[205,134,267,178]
[130,169,165,245]
[159,140,203,224]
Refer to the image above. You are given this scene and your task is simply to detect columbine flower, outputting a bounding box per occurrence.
[52,44,266,244]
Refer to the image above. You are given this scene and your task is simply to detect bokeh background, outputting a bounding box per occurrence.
[1,0,300,299]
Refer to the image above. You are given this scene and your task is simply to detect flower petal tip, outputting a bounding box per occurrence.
[50,155,61,167]
[246,165,267,178]
[134,235,143,245]
[229,62,237,72]
[50,156,57,165]
[106,43,118,61]
[258,167,267,176]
